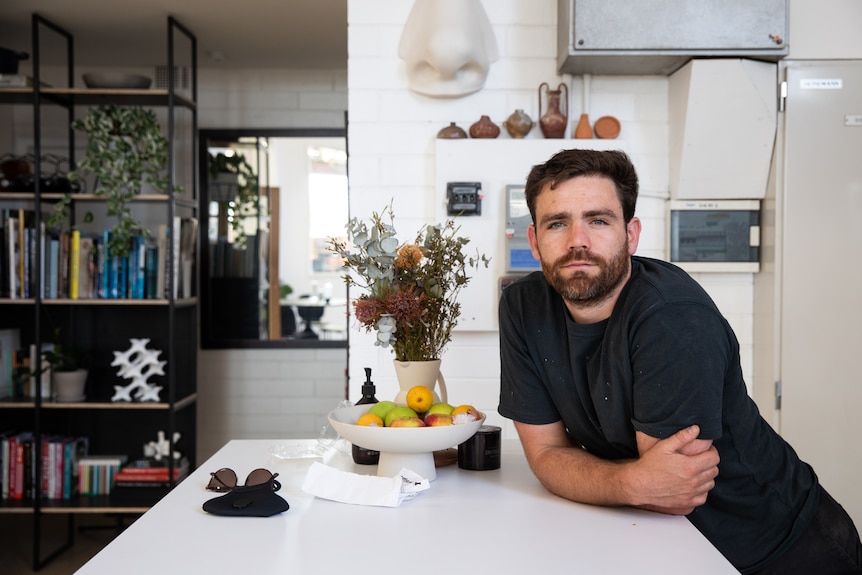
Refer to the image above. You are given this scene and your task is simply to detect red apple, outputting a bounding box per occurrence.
[423,413,454,427]
[388,416,426,428]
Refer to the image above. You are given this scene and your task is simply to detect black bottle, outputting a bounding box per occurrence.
[352,367,381,465]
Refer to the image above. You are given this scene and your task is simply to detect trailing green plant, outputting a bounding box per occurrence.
[49,105,176,258]
[208,151,259,246]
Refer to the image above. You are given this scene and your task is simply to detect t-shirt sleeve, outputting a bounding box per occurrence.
[497,287,562,425]
[629,301,729,440]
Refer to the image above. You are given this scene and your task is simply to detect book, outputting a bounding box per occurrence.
[1,430,15,499]
[29,343,53,399]
[69,230,80,299]
[79,235,94,299]
[0,328,20,399]
[156,224,167,299]
[145,243,158,299]
[59,231,70,298]
[6,215,18,299]
[47,236,59,299]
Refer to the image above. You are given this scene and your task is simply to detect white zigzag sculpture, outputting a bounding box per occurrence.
[111,338,167,402]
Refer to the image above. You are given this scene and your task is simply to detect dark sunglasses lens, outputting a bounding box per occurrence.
[245,468,273,486]
[208,468,238,491]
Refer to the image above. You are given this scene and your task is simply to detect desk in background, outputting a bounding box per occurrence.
[76,439,737,574]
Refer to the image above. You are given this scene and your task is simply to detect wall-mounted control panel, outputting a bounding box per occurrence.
[505,184,540,272]
[447,181,482,216]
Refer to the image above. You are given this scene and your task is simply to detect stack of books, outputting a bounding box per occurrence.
[113,457,190,487]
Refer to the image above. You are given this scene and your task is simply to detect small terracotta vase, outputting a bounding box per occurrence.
[437,122,468,139]
[503,109,534,139]
[469,115,501,139]
[574,113,593,139]
[539,82,568,139]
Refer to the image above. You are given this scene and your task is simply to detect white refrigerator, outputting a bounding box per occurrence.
[754,59,862,526]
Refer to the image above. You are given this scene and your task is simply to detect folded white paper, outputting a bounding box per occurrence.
[302,461,430,507]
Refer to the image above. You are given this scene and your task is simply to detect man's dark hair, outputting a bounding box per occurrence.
[524,149,639,224]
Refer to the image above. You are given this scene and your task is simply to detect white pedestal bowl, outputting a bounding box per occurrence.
[327,404,484,481]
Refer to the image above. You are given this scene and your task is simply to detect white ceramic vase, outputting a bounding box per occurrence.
[392,359,448,406]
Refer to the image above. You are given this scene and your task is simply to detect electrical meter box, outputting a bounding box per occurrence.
[669,199,760,272]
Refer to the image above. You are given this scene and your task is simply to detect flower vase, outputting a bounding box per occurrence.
[538,82,568,139]
[393,359,448,406]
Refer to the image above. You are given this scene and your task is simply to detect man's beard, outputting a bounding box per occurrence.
[541,243,630,308]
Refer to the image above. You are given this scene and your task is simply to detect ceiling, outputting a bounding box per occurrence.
[0,0,347,70]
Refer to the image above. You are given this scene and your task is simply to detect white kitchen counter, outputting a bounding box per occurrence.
[75,439,738,574]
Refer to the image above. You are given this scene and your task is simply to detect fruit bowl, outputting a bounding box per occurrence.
[328,404,485,481]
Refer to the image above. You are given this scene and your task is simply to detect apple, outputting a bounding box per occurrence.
[423,413,454,427]
[384,406,419,427]
[388,416,426,427]
[426,402,454,416]
[368,400,397,421]
[452,404,481,424]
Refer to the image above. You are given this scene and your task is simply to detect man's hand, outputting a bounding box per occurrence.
[630,425,719,515]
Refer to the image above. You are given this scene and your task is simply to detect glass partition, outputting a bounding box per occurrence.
[199,128,348,349]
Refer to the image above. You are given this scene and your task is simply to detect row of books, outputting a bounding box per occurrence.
[1,431,89,501]
[1,430,192,500]
[78,454,128,496]
[0,209,197,300]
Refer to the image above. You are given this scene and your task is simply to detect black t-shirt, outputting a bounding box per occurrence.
[498,257,818,573]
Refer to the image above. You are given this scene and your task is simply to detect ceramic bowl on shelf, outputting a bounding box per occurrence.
[594,115,621,139]
[327,404,485,481]
[82,72,152,89]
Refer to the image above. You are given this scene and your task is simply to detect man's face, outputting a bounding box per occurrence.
[528,175,640,312]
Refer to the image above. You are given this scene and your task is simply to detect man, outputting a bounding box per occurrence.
[498,149,862,574]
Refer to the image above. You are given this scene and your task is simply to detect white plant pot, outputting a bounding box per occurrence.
[53,369,88,402]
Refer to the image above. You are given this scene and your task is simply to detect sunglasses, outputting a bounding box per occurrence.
[206,468,281,492]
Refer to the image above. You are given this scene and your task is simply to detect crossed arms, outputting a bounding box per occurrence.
[515,419,720,515]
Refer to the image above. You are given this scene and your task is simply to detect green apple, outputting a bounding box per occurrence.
[368,400,397,421]
[384,406,418,427]
[426,402,454,416]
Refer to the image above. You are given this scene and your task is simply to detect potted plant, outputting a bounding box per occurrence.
[208,151,259,246]
[38,338,88,402]
[49,105,175,258]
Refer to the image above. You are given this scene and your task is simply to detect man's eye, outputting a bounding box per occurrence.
[591,219,608,226]
[547,221,564,230]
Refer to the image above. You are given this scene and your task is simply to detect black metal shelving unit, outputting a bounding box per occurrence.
[0,14,198,570]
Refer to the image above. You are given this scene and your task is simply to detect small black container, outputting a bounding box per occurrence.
[0,48,29,75]
[458,425,501,470]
